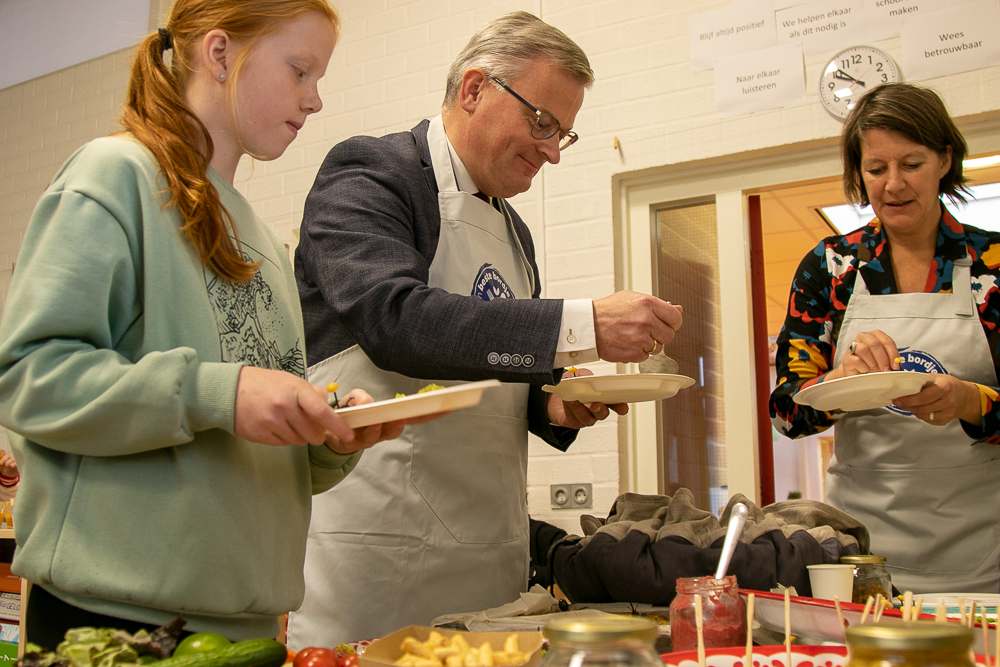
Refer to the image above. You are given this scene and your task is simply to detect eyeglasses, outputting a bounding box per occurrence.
[488,74,579,151]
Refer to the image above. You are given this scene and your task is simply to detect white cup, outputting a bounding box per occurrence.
[807,563,855,601]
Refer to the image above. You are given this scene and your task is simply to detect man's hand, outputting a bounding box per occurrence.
[593,291,682,363]
[546,367,628,429]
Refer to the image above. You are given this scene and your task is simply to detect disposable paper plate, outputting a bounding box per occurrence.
[542,373,695,404]
[333,380,501,428]
[793,371,931,412]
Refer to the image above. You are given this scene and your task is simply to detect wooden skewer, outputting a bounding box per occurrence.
[914,596,924,621]
[874,594,886,623]
[994,614,999,667]
[903,591,913,622]
[969,601,978,630]
[981,611,990,667]
[745,593,755,667]
[936,598,948,623]
[860,596,874,624]
[784,589,792,667]
[959,596,966,626]
[695,594,705,667]
[834,596,847,641]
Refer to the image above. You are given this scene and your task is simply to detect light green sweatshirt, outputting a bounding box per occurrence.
[0,136,359,639]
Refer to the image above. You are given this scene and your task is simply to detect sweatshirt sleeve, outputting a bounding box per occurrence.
[0,176,239,457]
[769,244,841,439]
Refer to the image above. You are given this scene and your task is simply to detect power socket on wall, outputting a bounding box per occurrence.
[550,483,593,509]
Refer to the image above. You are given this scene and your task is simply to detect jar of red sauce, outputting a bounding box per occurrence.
[669,575,746,651]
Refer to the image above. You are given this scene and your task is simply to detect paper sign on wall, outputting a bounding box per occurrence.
[715,43,806,117]
[689,0,777,72]
[863,0,947,41]
[776,0,867,54]
[901,0,1000,79]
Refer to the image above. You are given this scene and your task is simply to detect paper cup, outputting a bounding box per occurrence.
[807,564,854,601]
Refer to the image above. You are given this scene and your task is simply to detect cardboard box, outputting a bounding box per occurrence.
[359,626,543,667]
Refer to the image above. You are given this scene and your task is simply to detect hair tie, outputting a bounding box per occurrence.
[158,27,173,52]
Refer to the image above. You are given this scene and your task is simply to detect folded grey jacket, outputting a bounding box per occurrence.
[550,488,869,605]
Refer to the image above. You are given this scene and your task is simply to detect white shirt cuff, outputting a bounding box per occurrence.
[553,299,599,368]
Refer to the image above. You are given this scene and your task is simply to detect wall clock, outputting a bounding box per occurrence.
[819,45,900,120]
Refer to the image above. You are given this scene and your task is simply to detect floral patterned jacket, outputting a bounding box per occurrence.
[770,207,1000,443]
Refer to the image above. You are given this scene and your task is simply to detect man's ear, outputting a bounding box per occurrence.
[458,68,489,113]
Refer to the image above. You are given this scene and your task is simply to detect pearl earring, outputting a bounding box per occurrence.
[219,73,225,79]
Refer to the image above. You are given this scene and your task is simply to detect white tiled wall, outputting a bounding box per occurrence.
[2,0,1000,534]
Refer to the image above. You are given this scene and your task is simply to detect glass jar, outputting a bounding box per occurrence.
[668,575,746,651]
[846,622,974,667]
[539,617,661,667]
[840,554,892,604]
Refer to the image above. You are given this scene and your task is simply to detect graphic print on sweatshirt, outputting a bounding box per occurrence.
[204,241,306,376]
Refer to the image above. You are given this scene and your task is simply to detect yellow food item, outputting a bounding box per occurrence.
[395,384,446,399]
[393,632,528,667]
[326,383,339,393]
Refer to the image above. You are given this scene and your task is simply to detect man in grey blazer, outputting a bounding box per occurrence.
[289,12,683,646]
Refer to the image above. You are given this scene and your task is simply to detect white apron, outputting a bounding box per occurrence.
[827,254,1000,594]
[287,117,535,646]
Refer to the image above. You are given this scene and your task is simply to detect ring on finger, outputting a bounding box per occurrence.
[849,341,858,355]
[929,412,935,421]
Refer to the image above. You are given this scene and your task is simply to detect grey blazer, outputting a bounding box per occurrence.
[295,120,575,449]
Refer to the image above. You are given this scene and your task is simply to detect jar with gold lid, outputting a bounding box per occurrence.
[539,617,662,667]
[845,622,974,667]
[840,554,892,604]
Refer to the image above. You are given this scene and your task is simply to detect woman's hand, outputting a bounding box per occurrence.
[892,374,982,426]
[546,367,628,429]
[834,329,901,378]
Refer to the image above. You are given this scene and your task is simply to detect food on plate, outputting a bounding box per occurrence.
[393,631,529,667]
[395,384,447,399]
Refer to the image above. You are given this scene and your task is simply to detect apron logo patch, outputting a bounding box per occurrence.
[472,263,514,301]
[886,348,946,417]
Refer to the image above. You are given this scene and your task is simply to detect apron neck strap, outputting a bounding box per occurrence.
[855,254,974,317]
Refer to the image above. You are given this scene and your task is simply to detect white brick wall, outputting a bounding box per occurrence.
[2,1,1000,533]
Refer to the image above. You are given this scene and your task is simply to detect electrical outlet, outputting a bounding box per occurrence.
[550,484,570,509]
[551,483,592,509]
[571,483,593,508]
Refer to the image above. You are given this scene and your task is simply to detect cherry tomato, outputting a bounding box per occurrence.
[341,654,360,667]
[174,633,231,657]
[293,647,340,667]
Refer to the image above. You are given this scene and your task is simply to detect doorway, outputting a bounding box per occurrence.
[617,114,1000,507]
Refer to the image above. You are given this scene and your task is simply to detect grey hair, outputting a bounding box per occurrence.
[443,11,594,107]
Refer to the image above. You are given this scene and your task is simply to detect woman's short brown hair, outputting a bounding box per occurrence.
[841,83,969,207]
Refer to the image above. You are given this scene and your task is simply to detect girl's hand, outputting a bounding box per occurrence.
[234,366,359,447]
[892,373,982,426]
[323,388,407,454]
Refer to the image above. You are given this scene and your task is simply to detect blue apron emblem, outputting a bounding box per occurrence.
[886,347,946,416]
[472,263,514,301]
